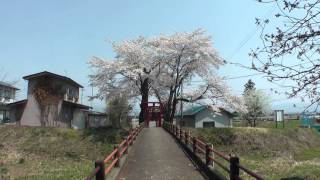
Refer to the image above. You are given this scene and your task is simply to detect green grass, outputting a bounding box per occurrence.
[0,125,128,180]
[190,127,320,180]
[294,147,320,161]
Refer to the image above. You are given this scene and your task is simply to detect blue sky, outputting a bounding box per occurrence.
[0,0,304,113]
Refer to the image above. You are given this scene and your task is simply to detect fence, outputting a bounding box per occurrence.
[162,122,264,180]
[86,125,144,180]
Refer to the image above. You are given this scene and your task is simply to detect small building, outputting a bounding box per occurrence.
[87,111,109,128]
[175,105,234,128]
[301,113,320,132]
[0,81,19,123]
[9,71,91,128]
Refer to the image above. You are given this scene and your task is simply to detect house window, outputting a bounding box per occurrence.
[66,88,78,102]
[203,121,215,128]
[4,89,10,99]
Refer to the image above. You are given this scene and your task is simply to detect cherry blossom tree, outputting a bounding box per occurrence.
[89,30,246,123]
[241,89,271,127]
[89,37,160,123]
[149,29,246,122]
[251,0,320,110]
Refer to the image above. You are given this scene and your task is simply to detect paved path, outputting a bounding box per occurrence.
[117,128,206,180]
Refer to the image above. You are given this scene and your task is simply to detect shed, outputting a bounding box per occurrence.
[87,111,109,128]
[175,105,234,128]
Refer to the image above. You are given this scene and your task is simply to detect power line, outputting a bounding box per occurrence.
[228,6,276,59]
[224,61,313,80]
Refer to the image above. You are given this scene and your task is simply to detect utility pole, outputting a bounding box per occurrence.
[91,86,93,108]
[81,88,84,104]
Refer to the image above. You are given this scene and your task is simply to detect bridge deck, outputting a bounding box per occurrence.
[117,128,205,180]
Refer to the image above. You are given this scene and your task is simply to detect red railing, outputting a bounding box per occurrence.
[163,122,264,180]
[86,125,144,180]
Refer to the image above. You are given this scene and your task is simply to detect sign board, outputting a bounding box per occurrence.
[274,110,285,128]
[274,110,284,122]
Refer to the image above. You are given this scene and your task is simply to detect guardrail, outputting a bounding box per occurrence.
[86,125,144,180]
[162,122,264,180]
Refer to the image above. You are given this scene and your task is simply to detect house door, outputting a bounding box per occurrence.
[0,110,3,123]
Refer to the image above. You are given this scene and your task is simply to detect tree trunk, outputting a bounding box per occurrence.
[163,88,179,123]
[169,98,178,122]
[164,89,174,122]
[139,79,149,124]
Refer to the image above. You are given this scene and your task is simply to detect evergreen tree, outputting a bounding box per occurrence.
[244,79,256,95]
[107,94,132,128]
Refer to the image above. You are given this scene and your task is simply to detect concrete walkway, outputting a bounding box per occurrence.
[117,128,206,180]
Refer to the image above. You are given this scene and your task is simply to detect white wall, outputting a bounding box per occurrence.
[195,109,232,128]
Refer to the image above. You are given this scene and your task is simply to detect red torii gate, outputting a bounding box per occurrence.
[142,102,164,127]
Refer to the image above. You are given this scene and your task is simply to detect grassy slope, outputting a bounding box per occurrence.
[0,125,128,180]
[191,127,320,180]
[233,119,301,129]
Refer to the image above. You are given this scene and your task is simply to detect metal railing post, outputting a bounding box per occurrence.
[230,156,240,180]
[95,160,105,180]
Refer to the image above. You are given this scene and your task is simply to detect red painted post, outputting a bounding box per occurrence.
[172,124,174,134]
[157,103,162,127]
[185,131,188,145]
[193,137,197,153]
[205,144,212,166]
[125,137,129,154]
[171,124,174,134]
[129,130,133,146]
[230,156,240,180]
[115,146,120,167]
[133,130,136,141]
[175,126,178,137]
[95,160,105,180]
